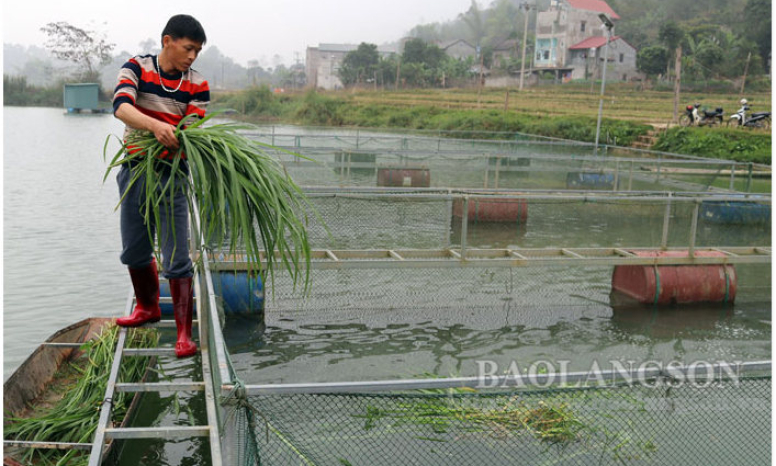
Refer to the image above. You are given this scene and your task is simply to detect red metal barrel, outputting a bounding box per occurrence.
[377,167,430,187]
[611,250,736,305]
[452,198,528,223]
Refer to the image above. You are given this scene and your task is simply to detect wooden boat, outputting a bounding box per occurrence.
[3,318,151,465]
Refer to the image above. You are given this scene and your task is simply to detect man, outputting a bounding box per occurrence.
[112,14,210,358]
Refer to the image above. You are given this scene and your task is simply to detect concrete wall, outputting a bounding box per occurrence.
[306,47,348,90]
[306,44,398,90]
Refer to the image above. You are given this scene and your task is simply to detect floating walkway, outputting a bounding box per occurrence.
[85,275,223,466]
[210,246,771,270]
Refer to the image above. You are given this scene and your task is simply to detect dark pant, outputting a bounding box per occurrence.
[117,163,193,279]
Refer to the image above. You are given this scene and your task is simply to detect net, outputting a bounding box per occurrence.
[229,370,770,466]
[205,129,771,466]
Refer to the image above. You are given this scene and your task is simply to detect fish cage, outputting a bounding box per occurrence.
[241,128,771,194]
[198,187,771,466]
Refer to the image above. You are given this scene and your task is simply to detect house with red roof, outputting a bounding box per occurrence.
[533,0,641,82]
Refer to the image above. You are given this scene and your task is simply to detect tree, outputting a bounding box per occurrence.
[485,0,520,46]
[659,21,685,78]
[402,39,445,68]
[138,38,160,55]
[637,46,669,78]
[741,0,771,69]
[339,43,380,86]
[459,0,486,47]
[40,22,115,82]
[402,38,429,64]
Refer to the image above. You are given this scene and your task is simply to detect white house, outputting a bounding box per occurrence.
[534,0,641,82]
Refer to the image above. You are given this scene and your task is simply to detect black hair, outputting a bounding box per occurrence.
[161,14,207,46]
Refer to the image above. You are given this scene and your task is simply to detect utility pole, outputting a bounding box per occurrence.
[519,2,532,90]
[594,14,614,156]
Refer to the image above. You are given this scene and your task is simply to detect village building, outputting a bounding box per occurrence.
[437,39,477,61]
[534,0,641,82]
[305,43,397,90]
[492,38,520,69]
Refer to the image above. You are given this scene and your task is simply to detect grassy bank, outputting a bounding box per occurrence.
[213,85,771,164]
[215,87,651,145]
[653,126,771,165]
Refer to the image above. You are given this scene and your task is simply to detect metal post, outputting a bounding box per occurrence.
[494,156,501,189]
[613,159,620,191]
[484,163,490,188]
[746,162,753,193]
[593,18,613,157]
[661,194,672,250]
[689,200,700,258]
[729,163,736,191]
[519,3,531,91]
[628,160,634,191]
[656,156,662,183]
[460,196,469,260]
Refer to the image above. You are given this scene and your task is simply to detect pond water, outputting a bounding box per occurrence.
[3,107,771,465]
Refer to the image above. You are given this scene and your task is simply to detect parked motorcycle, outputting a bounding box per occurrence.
[727,99,771,129]
[680,103,724,127]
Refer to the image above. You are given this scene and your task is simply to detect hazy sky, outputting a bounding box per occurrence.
[3,0,474,67]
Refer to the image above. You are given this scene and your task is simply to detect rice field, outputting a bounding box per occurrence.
[346,84,772,126]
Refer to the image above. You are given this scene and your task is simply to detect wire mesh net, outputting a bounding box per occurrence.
[242,129,770,193]
[232,374,770,466]
[208,130,771,466]
[297,192,771,251]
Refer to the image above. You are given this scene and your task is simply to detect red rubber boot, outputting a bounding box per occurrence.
[117,259,162,327]
[169,277,197,358]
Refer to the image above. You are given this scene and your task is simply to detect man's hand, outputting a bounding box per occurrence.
[115,103,179,150]
[151,120,180,150]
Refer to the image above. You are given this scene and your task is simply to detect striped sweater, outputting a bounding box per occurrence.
[113,54,210,157]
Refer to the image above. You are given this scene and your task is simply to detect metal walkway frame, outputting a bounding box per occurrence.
[87,206,224,466]
[231,246,770,269]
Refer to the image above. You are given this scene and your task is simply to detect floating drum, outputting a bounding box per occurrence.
[566,172,614,189]
[452,198,528,223]
[611,250,736,305]
[700,200,771,225]
[377,166,430,187]
[160,272,264,316]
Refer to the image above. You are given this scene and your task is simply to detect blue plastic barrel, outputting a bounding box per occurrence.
[160,272,264,316]
[700,200,771,225]
[566,172,615,189]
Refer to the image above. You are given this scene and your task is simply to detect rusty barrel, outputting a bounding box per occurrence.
[611,250,736,305]
[452,198,528,223]
[377,166,430,187]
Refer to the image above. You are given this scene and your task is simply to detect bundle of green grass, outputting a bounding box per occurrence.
[4,325,157,466]
[104,113,314,291]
